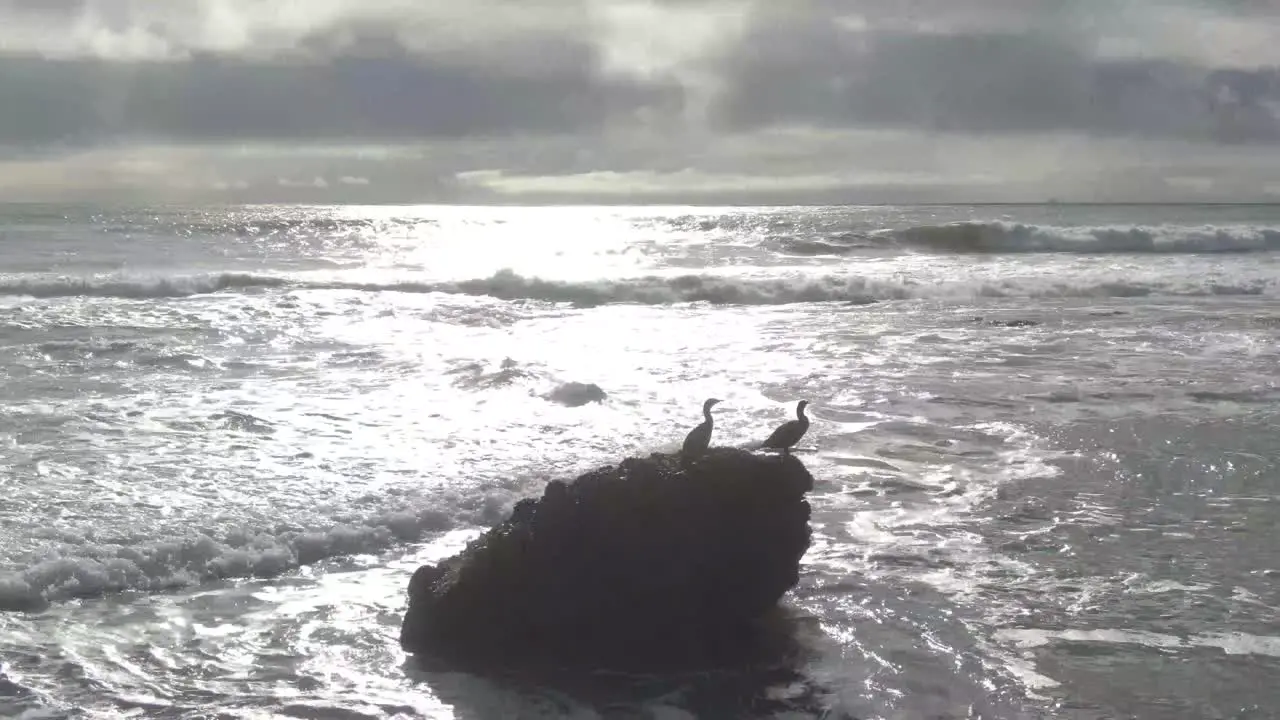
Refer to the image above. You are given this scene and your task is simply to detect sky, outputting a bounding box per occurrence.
[0,0,1278,204]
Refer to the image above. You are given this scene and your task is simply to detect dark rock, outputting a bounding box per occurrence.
[399,447,815,670]
[968,316,1042,328]
[543,381,608,407]
[449,359,534,390]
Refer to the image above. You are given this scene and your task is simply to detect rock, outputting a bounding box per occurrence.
[971,317,1041,328]
[399,447,815,670]
[543,381,608,407]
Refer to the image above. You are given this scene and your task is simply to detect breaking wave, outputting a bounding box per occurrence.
[885,221,1280,254]
[0,273,286,299]
[3,268,1276,306]
[380,270,1278,305]
[0,505,458,611]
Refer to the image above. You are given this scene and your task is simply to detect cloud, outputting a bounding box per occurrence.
[444,127,1280,203]
[0,0,1277,202]
[0,53,681,145]
[0,1,588,63]
[3,0,1276,146]
[712,2,1280,143]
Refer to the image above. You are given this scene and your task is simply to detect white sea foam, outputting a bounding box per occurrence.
[995,627,1280,659]
[0,505,456,611]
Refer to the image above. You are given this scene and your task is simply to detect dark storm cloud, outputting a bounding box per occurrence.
[0,0,1278,203]
[0,0,1277,147]
[0,0,688,145]
[0,48,681,145]
[712,11,1280,143]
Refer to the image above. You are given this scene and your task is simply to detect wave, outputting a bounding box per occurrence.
[374,271,1277,305]
[3,268,1277,306]
[766,235,873,256]
[884,222,1280,254]
[0,273,287,299]
[0,505,457,611]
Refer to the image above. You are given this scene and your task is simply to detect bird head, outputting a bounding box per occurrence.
[704,398,723,412]
[796,400,809,416]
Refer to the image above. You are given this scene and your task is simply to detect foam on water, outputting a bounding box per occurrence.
[995,628,1280,658]
[0,504,459,611]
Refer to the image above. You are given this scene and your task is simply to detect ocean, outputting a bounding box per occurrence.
[1,202,1278,719]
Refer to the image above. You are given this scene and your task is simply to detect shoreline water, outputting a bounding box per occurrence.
[2,203,1279,719]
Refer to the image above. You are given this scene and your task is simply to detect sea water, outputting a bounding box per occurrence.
[1,203,1279,719]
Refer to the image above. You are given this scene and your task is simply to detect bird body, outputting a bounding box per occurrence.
[681,398,722,458]
[761,400,810,454]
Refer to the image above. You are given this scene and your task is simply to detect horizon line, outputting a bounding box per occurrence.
[2,200,1279,209]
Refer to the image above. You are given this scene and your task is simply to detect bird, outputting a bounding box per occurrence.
[761,400,810,455]
[681,398,722,458]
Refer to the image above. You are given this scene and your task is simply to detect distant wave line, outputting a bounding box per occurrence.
[882,221,1280,255]
[2,268,1274,305]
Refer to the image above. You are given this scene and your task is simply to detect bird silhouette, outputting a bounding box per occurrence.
[681,398,722,458]
[761,400,810,455]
